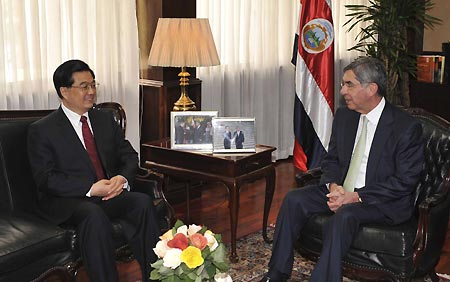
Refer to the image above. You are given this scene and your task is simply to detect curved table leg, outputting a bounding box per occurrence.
[263,165,276,243]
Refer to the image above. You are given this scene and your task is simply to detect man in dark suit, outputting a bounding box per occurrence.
[27,60,160,282]
[175,120,186,144]
[193,120,204,143]
[233,126,245,149]
[261,57,425,282]
[223,126,232,149]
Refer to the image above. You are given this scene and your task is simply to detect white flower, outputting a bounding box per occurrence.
[214,272,232,282]
[176,225,188,236]
[204,230,218,251]
[187,224,202,236]
[153,239,170,258]
[162,248,182,269]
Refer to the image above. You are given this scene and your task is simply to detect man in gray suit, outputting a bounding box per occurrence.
[28,60,159,282]
[261,57,425,282]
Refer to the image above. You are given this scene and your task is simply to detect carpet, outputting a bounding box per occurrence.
[228,230,437,282]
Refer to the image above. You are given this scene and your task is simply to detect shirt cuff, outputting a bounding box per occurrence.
[123,181,130,191]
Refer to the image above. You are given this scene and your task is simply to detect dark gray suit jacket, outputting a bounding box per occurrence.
[320,102,424,225]
[27,107,138,224]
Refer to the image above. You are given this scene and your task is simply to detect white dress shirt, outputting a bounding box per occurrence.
[60,104,129,196]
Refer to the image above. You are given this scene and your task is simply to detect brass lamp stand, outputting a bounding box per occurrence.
[173,67,196,111]
[147,18,220,111]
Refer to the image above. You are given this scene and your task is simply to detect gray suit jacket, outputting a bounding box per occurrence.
[320,102,424,224]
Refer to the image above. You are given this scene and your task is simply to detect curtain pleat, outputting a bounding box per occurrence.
[197,0,367,160]
[0,0,140,152]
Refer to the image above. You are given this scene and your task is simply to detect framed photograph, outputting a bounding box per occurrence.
[212,117,256,153]
[170,111,218,151]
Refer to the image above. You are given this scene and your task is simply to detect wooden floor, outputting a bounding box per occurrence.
[74,157,450,281]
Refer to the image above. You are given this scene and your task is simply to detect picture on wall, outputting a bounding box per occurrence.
[212,117,256,153]
[170,111,218,151]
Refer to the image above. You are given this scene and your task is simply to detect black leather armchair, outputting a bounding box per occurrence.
[0,102,173,282]
[295,107,450,282]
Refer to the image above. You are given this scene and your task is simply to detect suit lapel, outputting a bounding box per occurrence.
[342,111,360,174]
[55,108,94,169]
[366,103,395,184]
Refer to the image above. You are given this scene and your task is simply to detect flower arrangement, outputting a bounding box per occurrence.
[150,220,232,282]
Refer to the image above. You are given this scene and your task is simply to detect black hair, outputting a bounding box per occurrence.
[53,59,95,99]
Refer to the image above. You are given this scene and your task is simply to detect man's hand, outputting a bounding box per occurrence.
[326,183,360,212]
[90,175,127,201]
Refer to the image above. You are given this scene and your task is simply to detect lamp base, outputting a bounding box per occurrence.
[173,67,197,111]
[173,96,197,111]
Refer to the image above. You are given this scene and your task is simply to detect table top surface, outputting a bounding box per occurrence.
[142,140,276,162]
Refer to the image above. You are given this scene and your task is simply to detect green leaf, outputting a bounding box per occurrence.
[195,264,205,276]
[213,261,230,272]
[150,269,162,280]
[159,265,176,276]
[151,259,164,268]
[199,225,208,234]
[210,244,228,263]
[205,263,216,278]
[173,219,185,231]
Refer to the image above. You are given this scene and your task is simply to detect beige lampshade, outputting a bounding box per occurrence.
[148,18,220,67]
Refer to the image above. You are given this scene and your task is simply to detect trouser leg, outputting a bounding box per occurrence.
[268,185,331,277]
[67,200,119,282]
[309,203,387,282]
[103,192,160,282]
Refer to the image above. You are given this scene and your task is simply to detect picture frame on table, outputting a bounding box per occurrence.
[170,111,218,152]
[212,117,256,153]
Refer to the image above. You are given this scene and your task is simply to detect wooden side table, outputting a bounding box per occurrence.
[141,139,276,262]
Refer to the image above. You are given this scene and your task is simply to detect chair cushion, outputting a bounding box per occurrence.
[0,213,72,274]
[299,213,417,257]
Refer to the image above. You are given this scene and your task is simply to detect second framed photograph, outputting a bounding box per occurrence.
[170,111,218,152]
[212,117,256,153]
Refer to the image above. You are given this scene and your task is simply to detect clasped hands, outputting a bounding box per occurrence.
[327,183,360,212]
[90,175,127,201]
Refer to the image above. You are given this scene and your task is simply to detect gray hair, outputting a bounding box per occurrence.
[344,57,387,97]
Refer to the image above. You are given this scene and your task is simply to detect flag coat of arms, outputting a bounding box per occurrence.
[292,0,334,171]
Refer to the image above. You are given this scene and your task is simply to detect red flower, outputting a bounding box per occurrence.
[190,233,208,250]
[167,233,189,250]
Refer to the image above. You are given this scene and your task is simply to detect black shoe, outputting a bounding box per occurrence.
[259,273,288,282]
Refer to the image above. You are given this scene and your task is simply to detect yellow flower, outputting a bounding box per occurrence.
[180,246,204,269]
[159,229,174,241]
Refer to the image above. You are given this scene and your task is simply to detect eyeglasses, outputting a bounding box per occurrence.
[70,82,99,92]
[340,81,361,89]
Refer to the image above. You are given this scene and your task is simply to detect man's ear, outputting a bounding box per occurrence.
[367,82,379,97]
[60,87,68,99]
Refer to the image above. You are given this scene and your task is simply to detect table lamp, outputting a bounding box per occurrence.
[148,18,220,111]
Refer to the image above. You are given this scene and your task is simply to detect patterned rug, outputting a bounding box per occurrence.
[228,230,353,282]
[228,230,437,282]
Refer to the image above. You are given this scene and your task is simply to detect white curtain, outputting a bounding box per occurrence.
[0,0,140,152]
[197,0,367,160]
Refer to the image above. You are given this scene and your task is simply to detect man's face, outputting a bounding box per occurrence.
[340,70,371,114]
[60,71,97,115]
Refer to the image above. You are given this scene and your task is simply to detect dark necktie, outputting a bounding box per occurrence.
[80,116,106,180]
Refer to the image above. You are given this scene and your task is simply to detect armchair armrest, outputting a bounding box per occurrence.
[133,167,175,232]
[412,179,450,268]
[295,167,322,187]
